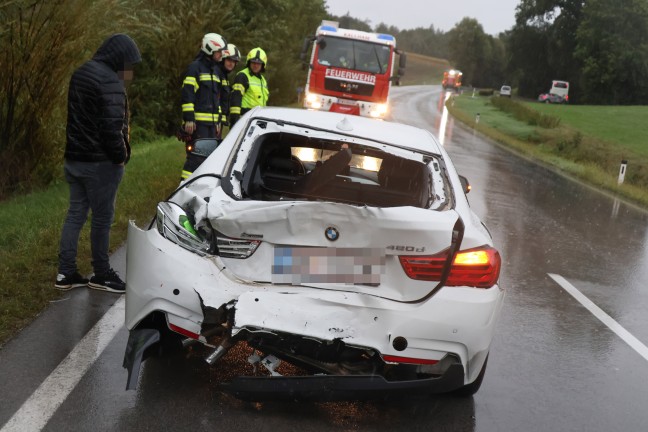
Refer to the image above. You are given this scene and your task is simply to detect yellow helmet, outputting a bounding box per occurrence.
[246,47,267,70]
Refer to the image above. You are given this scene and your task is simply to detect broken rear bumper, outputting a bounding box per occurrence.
[221,363,465,401]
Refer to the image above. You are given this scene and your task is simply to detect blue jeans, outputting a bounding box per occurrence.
[58,160,124,276]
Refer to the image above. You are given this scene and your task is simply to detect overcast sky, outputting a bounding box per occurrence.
[325,0,520,35]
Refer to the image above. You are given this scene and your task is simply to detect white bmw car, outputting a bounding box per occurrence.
[123,107,504,400]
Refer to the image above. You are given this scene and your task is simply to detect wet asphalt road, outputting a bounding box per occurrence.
[1,85,648,431]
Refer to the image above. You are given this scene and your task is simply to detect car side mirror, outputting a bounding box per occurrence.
[399,52,407,69]
[459,175,471,194]
[190,138,220,158]
[300,36,315,60]
[300,36,315,70]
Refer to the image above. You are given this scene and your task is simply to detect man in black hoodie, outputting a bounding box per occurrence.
[55,34,141,293]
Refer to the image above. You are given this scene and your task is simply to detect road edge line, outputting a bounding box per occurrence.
[548,273,648,362]
[0,297,125,432]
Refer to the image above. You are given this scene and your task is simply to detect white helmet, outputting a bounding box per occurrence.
[222,44,241,62]
[201,33,226,56]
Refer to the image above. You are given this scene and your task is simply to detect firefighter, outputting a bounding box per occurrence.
[229,47,269,127]
[180,32,227,179]
[218,43,241,130]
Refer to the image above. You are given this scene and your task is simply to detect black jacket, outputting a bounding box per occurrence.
[217,61,234,123]
[65,34,141,164]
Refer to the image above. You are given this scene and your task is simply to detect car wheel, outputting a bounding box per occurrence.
[450,355,488,397]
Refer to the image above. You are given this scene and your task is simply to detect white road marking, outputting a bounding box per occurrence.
[548,273,648,362]
[1,297,125,432]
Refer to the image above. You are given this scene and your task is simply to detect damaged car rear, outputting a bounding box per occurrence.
[123,107,504,400]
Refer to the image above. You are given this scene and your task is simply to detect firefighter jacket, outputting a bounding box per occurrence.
[65,34,141,165]
[230,67,269,117]
[217,62,233,124]
[181,53,224,125]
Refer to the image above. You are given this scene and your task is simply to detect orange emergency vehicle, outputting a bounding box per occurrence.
[442,70,463,91]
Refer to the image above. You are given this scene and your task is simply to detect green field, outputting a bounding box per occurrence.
[400,52,450,86]
[524,103,648,156]
[448,93,648,207]
[452,95,540,141]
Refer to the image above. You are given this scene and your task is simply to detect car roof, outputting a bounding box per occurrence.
[246,107,442,155]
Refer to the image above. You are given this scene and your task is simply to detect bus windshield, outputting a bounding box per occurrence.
[316,36,391,74]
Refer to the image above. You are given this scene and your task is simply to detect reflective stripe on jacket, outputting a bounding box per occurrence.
[181,53,223,124]
[230,67,269,115]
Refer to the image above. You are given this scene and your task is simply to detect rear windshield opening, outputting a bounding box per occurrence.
[241,132,434,208]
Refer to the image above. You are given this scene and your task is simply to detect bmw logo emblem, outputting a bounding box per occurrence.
[325,226,340,241]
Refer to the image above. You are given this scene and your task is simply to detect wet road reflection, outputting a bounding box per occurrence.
[436,90,454,146]
[390,85,648,431]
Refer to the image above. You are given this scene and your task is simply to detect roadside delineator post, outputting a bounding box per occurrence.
[475,113,480,124]
[472,88,476,98]
[618,160,628,185]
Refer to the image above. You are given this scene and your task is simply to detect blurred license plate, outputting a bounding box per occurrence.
[272,247,385,285]
[337,98,357,105]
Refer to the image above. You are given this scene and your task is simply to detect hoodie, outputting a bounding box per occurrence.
[65,34,141,164]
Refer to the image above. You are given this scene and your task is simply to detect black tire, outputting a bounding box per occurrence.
[450,355,488,397]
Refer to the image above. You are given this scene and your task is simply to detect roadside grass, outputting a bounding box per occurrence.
[449,96,542,142]
[448,94,648,208]
[0,137,185,346]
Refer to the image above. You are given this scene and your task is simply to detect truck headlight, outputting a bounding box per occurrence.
[369,103,388,118]
[305,92,322,109]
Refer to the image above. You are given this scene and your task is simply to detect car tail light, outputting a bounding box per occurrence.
[156,202,261,258]
[399,245,501,288]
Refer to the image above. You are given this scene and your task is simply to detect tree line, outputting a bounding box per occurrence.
[508,0,648,104]
[2,1,647,197]
[0,0,326,198]
[336,0,648,105]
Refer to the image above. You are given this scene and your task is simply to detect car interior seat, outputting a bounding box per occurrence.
[263,146,304,180]
[377,157,429,207]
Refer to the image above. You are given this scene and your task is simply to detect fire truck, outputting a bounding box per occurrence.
[300,21,406,119]
[442,69,462,91]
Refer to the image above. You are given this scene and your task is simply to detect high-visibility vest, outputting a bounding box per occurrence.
[238,68,269,109]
